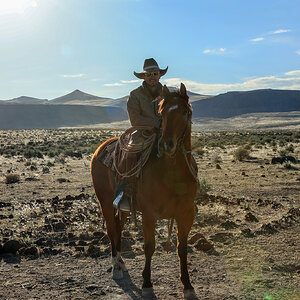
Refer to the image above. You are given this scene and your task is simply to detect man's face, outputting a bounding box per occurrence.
[144,71,161,87]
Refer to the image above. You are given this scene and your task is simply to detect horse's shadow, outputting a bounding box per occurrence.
[113,271,157,300]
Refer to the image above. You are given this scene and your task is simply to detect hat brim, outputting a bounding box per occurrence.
[134,66,168,79]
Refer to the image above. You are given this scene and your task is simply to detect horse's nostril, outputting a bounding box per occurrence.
[164,140,174,152]
[167,140,174,149]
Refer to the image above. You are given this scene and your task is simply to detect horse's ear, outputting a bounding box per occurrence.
[180,83,187,98]
[162,85,170,98]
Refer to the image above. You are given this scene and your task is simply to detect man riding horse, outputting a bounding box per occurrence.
[113,58,168,212]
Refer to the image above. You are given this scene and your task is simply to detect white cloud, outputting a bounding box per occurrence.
[296,50,300,55]
[61,73,86,78]
[270,29,291,35]
[104,82,124,87]
[250,37,264,42]
[121,79,140,84]
[285,70,300,76]
[203,48,226,54]
[162,71,300,95]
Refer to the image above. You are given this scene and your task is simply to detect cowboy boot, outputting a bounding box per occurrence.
[113,178,136,212]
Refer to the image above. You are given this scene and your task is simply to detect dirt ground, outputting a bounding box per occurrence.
[0,129,299,300]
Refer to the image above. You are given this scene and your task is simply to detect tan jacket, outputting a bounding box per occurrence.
[127,82,162,128]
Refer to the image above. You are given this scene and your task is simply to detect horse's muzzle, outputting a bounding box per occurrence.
[161,139,177,157]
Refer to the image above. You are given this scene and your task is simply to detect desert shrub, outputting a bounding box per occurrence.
[278,149,288,156]
[198,178,212,195]
[283,162,299,170]
[24,149,44,159]
[233,146,251,161]
[286,144,294,153]
[211,152,222,164]
[5,173,20,184]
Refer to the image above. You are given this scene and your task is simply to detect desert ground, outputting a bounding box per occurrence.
[0,129,299,300]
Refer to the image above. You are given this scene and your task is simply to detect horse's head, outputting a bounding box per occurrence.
[158,83,192,157]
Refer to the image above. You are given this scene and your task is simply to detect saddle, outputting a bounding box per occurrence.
[97,127,157,179]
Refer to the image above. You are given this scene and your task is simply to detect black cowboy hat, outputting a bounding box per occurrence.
[134,58,168,79]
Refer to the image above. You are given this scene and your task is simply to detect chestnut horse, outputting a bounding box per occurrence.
[90,83,198,299]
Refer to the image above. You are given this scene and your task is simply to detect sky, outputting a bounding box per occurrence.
[0,0,300,100]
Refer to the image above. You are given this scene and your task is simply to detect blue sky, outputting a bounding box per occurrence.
[0,0,300,100]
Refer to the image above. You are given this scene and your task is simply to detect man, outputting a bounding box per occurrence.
[113,58,168,212]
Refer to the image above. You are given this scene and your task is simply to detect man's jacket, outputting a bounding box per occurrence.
[127,82,162,128]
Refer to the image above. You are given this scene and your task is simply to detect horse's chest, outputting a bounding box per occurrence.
[161,170,188,196]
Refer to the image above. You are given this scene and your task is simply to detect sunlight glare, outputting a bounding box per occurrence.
[0,0,38,14]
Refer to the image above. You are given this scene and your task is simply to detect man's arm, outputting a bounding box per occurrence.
[127,92,160,128]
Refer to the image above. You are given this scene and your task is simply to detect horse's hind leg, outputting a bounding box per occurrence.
[176,211,197,299]
[141,215,156,298]
[90,159,127,279]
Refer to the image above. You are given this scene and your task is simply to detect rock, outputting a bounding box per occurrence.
[19,246,39,256]
[78,240,87,246]
[245,212,258,222]
[52,222,66,231]
[121,239,132,252]
[86,284,101,291]
[93,231,105,239]
[220,220,238,229]
[68,232,77,240]
[188,233,205,245]
[87,245,101,258]
[194,237,214,252]
[3,240,22,254]
[216,164,221,169]
[57,178,70,183]
[241,228,255,238]
[209,232,233,243]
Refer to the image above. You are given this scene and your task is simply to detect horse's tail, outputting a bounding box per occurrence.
[166,218,174,253]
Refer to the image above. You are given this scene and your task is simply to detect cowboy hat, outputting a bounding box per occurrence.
[134,58,168,79]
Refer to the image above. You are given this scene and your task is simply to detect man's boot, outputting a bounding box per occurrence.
[113,178,135,212]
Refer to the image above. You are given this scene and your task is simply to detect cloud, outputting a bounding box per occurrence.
[296,50,300,55]
[104,82,124,87]
[162,71,300,95]
[203,48,226,54]
[270,29,291,35]
[285,70,300,76]
[250,37,264,42]
[61,74,86,78]
[104,79,140,86]
[121,80,140,84]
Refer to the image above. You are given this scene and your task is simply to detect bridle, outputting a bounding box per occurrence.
[157,100,199,185]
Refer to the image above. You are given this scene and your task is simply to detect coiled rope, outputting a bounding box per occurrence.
[113,126,157,178]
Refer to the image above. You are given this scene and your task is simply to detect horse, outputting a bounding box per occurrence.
[90,83,198,299]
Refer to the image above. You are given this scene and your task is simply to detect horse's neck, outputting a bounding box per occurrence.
[183,124,192,152]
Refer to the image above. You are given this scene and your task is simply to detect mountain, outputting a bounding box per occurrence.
[0,103,128,130]
[50,89,114,105]
[192,89,300,118]
[6,96,48,104]
[1,88,299,130]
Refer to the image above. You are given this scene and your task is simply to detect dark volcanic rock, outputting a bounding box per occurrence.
[245,212,259,222]
[194,237,214,252]
[3,240,22,254]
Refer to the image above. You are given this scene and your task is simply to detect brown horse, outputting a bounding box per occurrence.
[90,83,198,299]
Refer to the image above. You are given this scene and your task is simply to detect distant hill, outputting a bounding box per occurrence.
[50,89,113,105]
[0,88,299,130]
[192,89,300,118]
[0,104,128,130]
[6,96,48,104]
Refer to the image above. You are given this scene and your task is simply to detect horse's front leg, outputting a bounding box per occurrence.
[176,209,197,300]
[141,215,156,298]
[111,211,128,279]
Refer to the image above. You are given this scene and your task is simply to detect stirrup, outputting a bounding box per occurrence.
[113,192,131,212]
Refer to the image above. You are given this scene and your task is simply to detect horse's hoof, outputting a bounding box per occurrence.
[119,261,128,272]
[142,287,155,298]
[112,268,123,280]
[184,288,197,300]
